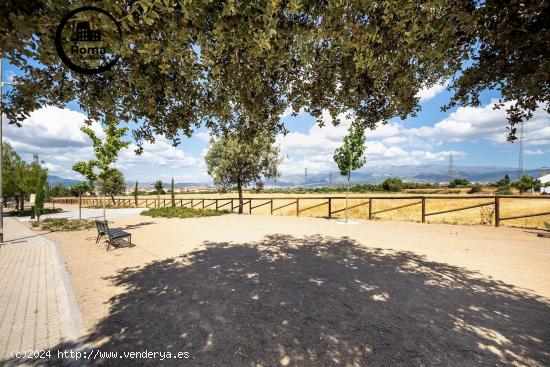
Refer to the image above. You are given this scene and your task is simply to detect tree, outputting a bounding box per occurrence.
[4,2,546,146]
[334,125,367,222]
[33,169,47,222]
[133,181,139,207]
[205,133,280,214]
[382,178,404,192]
[496,174,511,187]
[154,180,163,207]
[96,169,126,204]
[515,175,536,194]
[72,123,130,220]
[170,178,175,208]
[50,183,71,197]
[71,182,93,220]
[449,178,470,188]
[2,141,23,208]
[154,180,163,195]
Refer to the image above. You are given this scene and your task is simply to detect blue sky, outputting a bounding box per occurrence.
[2,60,549,183]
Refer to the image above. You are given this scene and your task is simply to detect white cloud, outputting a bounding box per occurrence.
[277,110,465,174]
[119,136,197,168]
[405,100,550,146]
[195,131,211,142]
[525,149,545,156]
[4,106,104,149]
[4,106,201,181]
[416,81,448,101]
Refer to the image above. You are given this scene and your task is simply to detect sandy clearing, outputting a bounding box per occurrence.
[40,211,550,366]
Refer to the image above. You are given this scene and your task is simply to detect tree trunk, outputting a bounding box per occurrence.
[102,180,106,221]
[345,174,350,223]
[237,182,243,214]
[110,193,115,205]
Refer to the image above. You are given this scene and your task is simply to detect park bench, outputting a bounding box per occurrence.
[95,220,132,251]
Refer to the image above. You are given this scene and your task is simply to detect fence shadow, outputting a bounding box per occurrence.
[23,234,550,366]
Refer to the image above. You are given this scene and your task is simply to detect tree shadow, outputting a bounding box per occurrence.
[22,235,550,366]
[121,221,156,230]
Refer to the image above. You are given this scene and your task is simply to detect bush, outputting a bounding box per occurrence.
[381,178,403,192]
[496,186,513,195]
[31,218,95,231]
[469,184,482,193]
[9,207,62,217]
[449,178,470,188]
[141,207,228,218]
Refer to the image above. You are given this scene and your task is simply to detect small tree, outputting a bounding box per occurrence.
[96,169,126,204]
[73,123,130,220]
[133,181,139,207]
[33,168,47,222]
[382,178,403,192]
[515,175,536,194]
[449,178,470,188]
[154,180,163,207]
[205,133,280,213]
[171,178,175,207]
[333,125,367,222]
[71,182,93,220]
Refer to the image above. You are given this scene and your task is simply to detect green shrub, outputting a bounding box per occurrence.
[469,184,482,193]
[496,186,513,195]
[31,218,95,231]
[381,178,403,192]
[10,207,62,217]
[141,206,228,218]
[449,178,470,188]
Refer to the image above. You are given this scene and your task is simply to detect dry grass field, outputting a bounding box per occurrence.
[61,192,550,229]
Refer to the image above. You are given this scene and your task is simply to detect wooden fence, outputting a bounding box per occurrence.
[51,195,550,227]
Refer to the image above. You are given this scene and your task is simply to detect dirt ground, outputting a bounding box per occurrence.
[37,207,550,366]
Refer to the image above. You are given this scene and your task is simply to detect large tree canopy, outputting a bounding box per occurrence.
[1,1,548,145]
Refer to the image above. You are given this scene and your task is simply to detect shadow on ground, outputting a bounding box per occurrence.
[18,235,550,366]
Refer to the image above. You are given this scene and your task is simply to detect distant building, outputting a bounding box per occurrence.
[537,174,550,194]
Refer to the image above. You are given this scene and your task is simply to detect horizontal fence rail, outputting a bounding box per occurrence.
[51,195,550,228]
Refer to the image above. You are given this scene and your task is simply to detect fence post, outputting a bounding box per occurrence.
[249,200,252,214]
[202,200,204,209]
[421,197,426,223]
[328,198,332,218]
[368,198,373,219]
[231,199,234,213]
[495,196,500,227]
[216,199,218,211]
[270,199,273,215]
[296,199,299,217]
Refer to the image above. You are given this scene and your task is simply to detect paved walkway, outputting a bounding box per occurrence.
[0,217,81,363]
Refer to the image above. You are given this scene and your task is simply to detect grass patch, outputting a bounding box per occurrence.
[141,206,228,218]
[9,207,63,217]
[31,218,95,231]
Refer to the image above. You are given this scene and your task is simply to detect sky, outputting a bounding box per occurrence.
[2,61,550,183]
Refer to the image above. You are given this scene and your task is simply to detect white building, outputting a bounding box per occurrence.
[537,174,550,194]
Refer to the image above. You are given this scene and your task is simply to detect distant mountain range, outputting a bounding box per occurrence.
[269,165,542,187]
[47,175,82,187]
[48,165,544,188]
